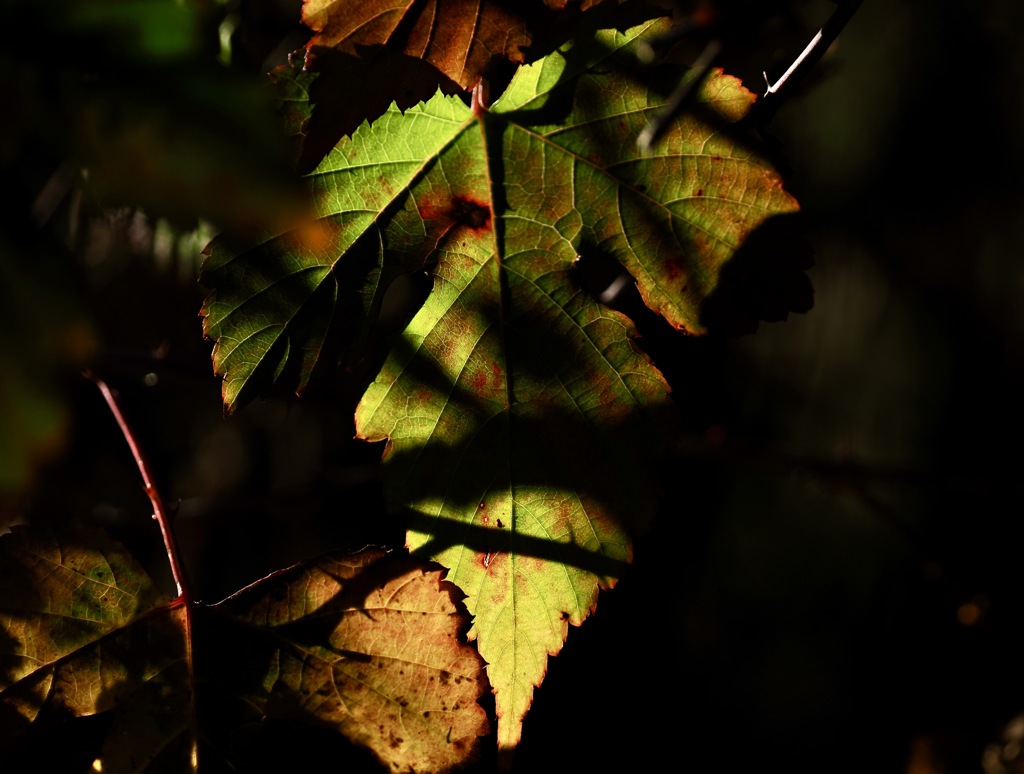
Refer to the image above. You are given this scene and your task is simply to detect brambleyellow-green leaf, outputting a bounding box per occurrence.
[201,17,798,748]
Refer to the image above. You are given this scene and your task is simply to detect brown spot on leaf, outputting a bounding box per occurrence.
[450,195,491,231]
[421,193,492,236]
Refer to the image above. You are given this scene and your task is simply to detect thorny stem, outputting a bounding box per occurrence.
[89,372,200,766]
[638,0,865,142]
[89,373,191,600]
[752,0,865,124]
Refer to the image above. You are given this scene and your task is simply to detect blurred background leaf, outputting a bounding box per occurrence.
[0,0,310,510]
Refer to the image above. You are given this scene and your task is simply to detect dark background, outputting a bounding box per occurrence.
[4,1,1024,772]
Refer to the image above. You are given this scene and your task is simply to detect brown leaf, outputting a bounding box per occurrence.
[302,0,533,90]
[210,547,490,772]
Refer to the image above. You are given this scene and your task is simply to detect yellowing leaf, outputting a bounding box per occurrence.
[0,525,486,772]
[210,547,490,772]
[201,17,799,748]
[0,523,192,769]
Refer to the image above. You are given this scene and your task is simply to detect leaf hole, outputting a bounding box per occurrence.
[573,248,638,309]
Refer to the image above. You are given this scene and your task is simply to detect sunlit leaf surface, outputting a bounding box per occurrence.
[212,547,489,772]
[202,17,799,747]
[0,526,486,772]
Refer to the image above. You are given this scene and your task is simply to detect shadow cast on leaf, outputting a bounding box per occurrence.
[202,547,490,772]
[699,211,814,335]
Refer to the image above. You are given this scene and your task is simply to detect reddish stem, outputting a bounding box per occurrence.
[471,80,489,117]
[89,373,191,600]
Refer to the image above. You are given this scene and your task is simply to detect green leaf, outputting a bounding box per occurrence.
[0,523,190,768]
[0,526,488,771]
[268,56,319,168]
[201,17,799,747]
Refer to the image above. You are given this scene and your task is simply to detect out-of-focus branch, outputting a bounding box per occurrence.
[637,37,722,151]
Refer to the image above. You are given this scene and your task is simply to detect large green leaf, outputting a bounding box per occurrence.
[201,17,799,747]
[0,525,487,771]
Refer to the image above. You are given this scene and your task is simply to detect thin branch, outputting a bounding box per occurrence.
[637,37,722,151]
[88,372,191,600]
[88,373,202,766]
[751,0,865,125]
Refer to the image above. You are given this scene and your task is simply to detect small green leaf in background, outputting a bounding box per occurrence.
[202,15,798,750]
[0,523,191,769]
[269,56,319,169]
